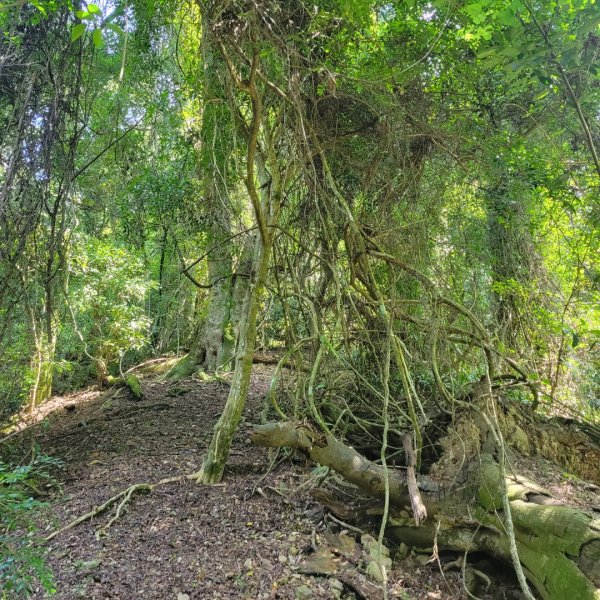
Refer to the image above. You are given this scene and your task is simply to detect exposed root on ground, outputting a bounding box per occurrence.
[45,474,192,542]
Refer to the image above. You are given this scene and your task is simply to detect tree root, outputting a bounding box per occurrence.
[95,483,151,538]
[252,420,600,600]
[45,474,188,542]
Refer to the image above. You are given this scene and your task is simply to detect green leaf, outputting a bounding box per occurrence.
[76,10,96,20]
[580,14,600,34]
[476,48,496,58]
[92,28,104,49]
[572,332,580,348]
[87,3,101,14]
[496,8,517,26]
[105,23,125,35]
[30,0,47,15]
[71,23,86,42]
[500,46,521,58]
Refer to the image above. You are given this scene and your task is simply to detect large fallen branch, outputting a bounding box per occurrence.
[251,421,419,508]
[251,421,600,600]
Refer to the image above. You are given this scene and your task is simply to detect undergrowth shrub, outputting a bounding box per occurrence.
[0,455,63,597]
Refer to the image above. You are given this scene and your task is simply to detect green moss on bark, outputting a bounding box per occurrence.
[125,375,142,399]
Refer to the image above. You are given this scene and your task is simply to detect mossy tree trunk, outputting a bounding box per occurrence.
[251,421,600,600]
[201,230,233,372]
[170,228,254,380]
[26,294,57,408]
[484,171,550,365]
[194,19,288,482]
[29,329,55,407]
[196,232,274,483]
[178,213,233,375]
[389,459,600,600]
[220,231,256,366]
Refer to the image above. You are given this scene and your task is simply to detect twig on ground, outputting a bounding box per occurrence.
[45,474,189,542]
[326,512,366,535]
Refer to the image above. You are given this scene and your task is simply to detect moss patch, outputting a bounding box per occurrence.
[125,375,142,399]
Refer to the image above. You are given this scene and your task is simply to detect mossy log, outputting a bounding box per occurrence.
[124,375,143,399]
[166,351,289,381]
[251,421,415,507]
[251,421,600,600]
[165,352,199,381]
[106,374,143,399]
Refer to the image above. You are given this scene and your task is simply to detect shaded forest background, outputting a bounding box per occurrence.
[1,0,598,419]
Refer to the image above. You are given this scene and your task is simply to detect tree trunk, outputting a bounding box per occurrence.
[191,15,286,484]
[29,330,55,407]
[201,235,233,371]
[485,180,543,355]
[26,298,57,408]
[251,420,600,600]
[185,213,234,373]
[194,232,274,483]
[167,20,235,380]
[169,229,254,380]
[221,231,256,368]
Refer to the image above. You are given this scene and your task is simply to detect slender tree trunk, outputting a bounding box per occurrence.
[220,231,256,368]
[26,294,56,408]
[195,231,274,483]
[152,226,168,348]
[29,329,55,407]
[197,212,233,371]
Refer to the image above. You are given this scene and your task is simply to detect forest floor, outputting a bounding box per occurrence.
[11,362,529,600]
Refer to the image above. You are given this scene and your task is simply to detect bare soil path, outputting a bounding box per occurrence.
[16,365,507,600]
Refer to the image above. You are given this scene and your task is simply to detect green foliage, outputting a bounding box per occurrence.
[0,323,32,423]
[0,456,63,597]
[0,0,597,428]
[71,1,116,49]
[69,237,154,377]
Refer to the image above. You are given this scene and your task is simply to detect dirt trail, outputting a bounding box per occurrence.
[21,366,483,599]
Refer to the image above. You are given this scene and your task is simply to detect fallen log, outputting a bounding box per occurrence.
[251,421,600,600]
[252,352,283,365]
[251,421,415,507]
[104,374,144,399]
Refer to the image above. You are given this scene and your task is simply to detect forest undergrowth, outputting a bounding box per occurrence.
[1,362,557,600]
